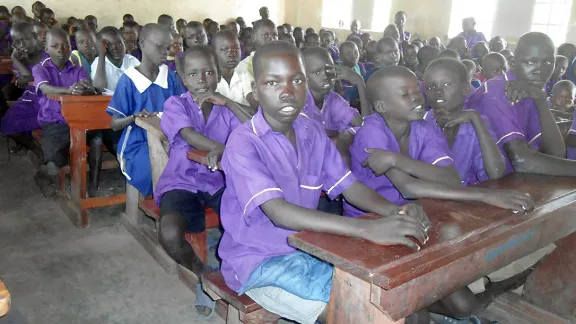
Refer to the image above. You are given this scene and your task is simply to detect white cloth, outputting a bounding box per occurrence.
[90,54,140,92]
[216,70,250,106]
[246,286,326,324]
[233,52,256,102]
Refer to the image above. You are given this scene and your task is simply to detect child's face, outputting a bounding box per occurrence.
[184,53,219,97]
[304,52,335,95]
[451,38,469,58]
[320,32,334,48]
[122,26,138,43]
[351,20,360,33]
[375,72,425,121]
[141,30,171,66]
[227,22,239,36]
[46,33,72,66]
[32,3,45,17]
[377,42,400,66]
[513,42,555,87]
[340,43,359,67]
[85,18,97,32]
[482,59,508,80]
[404,46,419,66]
[294,29,303,41]
[473,43,489,61]
[102,33,126,61]
[490,37,506,52]
[395,13,406,28]
[11,29,38,54]
[169,36,183,56]
[254,24,278,48]
[254,52,308,125]
[277,26,287,36]
[208,23,220,38]
[424,66,467,120]
[304,34,320,47]
[184,26,208,47]
[33,25,47,46]
[552,58,568,80]
[40,12,56,27]
[76,31,96,59]
[214,35,241,70]
[551,87,575,110]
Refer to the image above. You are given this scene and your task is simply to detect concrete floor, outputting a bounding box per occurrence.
[0,146,224,324]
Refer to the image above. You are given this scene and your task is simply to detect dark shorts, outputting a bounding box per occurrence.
[317,194,342,215]
[41,123,105,167]
[159,188,224,233]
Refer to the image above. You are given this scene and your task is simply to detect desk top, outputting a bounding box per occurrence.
[47,94,112,102]
[289,173,576,290]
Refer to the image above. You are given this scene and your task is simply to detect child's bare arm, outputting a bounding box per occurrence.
[197,93,255,122]
[505,139,576,176]
[92,38,108,91]
[179,127,224,152]
[11,50,32,77]
[566,134,576,147]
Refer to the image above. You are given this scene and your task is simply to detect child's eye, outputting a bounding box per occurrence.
[294,79,303,85]
[401,93,410,97]
[205,71,212,75]
[313,71,320,75]
[444,82,451,86]
[189,73,196,76]
[265,81,278,86]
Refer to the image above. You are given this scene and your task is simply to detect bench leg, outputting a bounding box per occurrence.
[125,183,144,226]
[190,231,208,264]
[226,306,242,324]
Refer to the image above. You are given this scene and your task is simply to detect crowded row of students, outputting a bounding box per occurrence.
[2,3,576,323]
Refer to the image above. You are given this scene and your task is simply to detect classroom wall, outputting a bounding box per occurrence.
[2,0,285,28]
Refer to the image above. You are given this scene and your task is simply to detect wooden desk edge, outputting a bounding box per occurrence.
[187,150,222,170]
[0,279,11,317]
[47,94,113,102]
[135,116,166,140]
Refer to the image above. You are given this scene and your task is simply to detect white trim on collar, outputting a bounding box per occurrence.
[124,64,169,93]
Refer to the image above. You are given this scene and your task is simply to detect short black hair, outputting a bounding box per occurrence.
[46,27,69,42]
[39,8,53,17]
[367,66,416,101]
[187,21,204,30]
[305,32,319,42]
[417,46,440,65]
[123,14,134,19]
[253,41,301,81]
[254,19,275,34]
[123,21,138,29]
[305,27,316,34]
[439,49,460,60]
[426,57,468,84]
[376,36,397,54]
[184,45,219,74]
[84,15,97,21]
[0,6,9,14]
[552,80,576,93]
[140,23,169,41]
[99,26,121,39]
[515,32,554,58]
[212,29,237,46]
[303,46,330,61]
[11,22,32,35]
[158,14,173,25]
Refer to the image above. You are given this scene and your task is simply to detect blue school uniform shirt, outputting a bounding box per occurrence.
[106,65,186,195]
[343,65,381,103]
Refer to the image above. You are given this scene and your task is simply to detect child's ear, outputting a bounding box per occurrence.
[462,84,470,96]
[508,56,515,69]
[251,80,258,101]
[373,100,386,113]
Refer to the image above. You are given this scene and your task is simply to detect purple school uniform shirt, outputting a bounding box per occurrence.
[457,31,487,49]
[464,71,542,172]
[218,109,357,291]
[403,31,411,42]
[302,90,359,132]
[154,92,241,204]
[344,113,454,218]
[328,46,340,61]
[33,58,89,125]
[165,59,176,71]
[424,109,500,186]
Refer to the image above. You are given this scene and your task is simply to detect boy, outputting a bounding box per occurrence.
[226,21,239,38]
[236,17,246,29]
[303,32,320,48]
[458,17,486,49]
[472,41,489,62]
[364,40,377,71]
[219,41,430,324]
[467,32,576,176]
[447,36,471,60]
[395,11,410,42]
[278,33,296,46]
[39,8,55,28]
[462,59,480,88]
[122,21,140,59]
[337,41,365,84]
[320,30,338,61]
[31,1,45,21]
[383,24,401,44]
[122,14,134,24]
[182,21,207,49]
[489,36,507,52]
[32,21,47,49]
[166,31,182,71]
[206,21,220,42]
[176,18,187,35]
[157,14,175,32]
[429,36,443,49]
[403,43,419,75]
[500,49,513,65]
[70,27,97,75]
[106,24,185,196]
[155,45,248,318]
[91,26,140,93]
[546,55,568,95]
[557,43,576,67]
[416,45,440,75]
[84,15,98,32]
[550,80,575,121]
[349,19,361,39]
[234,19,278,108]
[293,27,304,48]
[32,27,99,197]
[478,52,508,82]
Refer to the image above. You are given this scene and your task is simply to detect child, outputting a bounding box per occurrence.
[320,30,338,61]
[363,40,377,71]
[557,43,576,67]
[480,52,508,81]
[122,21,139,58]
[458,17,486,49]
[157,14,175,32]
[155,45,248,318]
[206,21,220,43]
[337,41,365,86]
[176,18,187,35]
[91,26,140,93]
[395,11,410,42]
[349,19,361,38]
[416,45,440,76]
[305,27,316,35]
[278,32,296,46]
[39,8,55,28]
[439,48,460,60]
[293,26,304,48]
[429,36,443,49]
[166,31,183,71]
[122,14,134,24]
[462,59,480,88]
[70,27,97,76]
[31,1,45,21]
[500,49,513,64]
[84,15,98,32]
[550,80,576,121]
[489,36,507,52]
[345,65,532,217]
[236,17,246,29]
[68,19,86,51]
[183,21,208,49]
[468,32,576,176]
[106,24,185,196]
[283,23,293,34]
[403,43,419,75]
[360,32,371,51]
[226,21,239,38]
[347,35,364,59]
[303,32,320,48]
[32,21,47,49]
[258,6,269,19]
[239,27,254,58]
[383,24,401,44]
[448,36,471,59]
[472,41,489,62]
[276,25,287,37]
[545,55,568,95]
[219,41,430,324]
[11,6,26,16]
[32,27,100,197]
[1,22,46,157]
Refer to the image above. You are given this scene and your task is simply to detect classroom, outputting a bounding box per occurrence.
[1,0,576,323]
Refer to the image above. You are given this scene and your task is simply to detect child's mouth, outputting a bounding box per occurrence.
[321,83,331,90]
[436,99,445,103]
[412,105,423,111]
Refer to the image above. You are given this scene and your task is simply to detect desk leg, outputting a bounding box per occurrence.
[522,232,576,320]
[327,267,404,324]
[68,127,88,228]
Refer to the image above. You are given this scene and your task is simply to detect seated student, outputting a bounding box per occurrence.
[447,36,472,60]
[439,48,461,60]
[157,14,175,32]
[489,36,507,52]
[347,35,365,60]
[68,19,86,51]
[360,32,372,51]
[429,36,443,49]
[417,45,440,77]
[305,27,316,35]
[462,59,481,89]
[122,21,140,59]
[403,43,420,75]
[122,14,134,24]
[239,27,254,58]
[337,41,366,91]
[303,32,320,48]
[345,66,532,218]
[91,26,140,93]
[500,49,513,65]
[219,41,431,324]
[31,27,100,197]
[472,41,489,62]
[206,21,220,43]
[202,18,212,30]
[106,24,185,196]
[70,27,97,76]
[38,8,56,28]
[155,45,249,318]
[320,30,338,61]
[235,19,278,108]
[175,21,208,77]
[84,15,98,32]
[176,18,186,35]
[479,52,508,82]
[458,17,487,49]
[383,24,401,45]
[1,22,46,157]
[293,26,304,48]
[363,39,377,72]
[166,31,183,71]
[276,25,287,37]
[348,19,361,39]
[395,11,411,42]
[226,21,239,38]
[545,55,568,95]
[32,21,47,49]
[31,1,45,21]
[467,32,576,176]
[278,32,296,46]
[550,80,576,122]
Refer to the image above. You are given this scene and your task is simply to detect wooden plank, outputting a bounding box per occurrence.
[202,272,263,314]
[482,292,571,324]
[0,57,14,75]
[0,279,10,318]
[187,150,222,170]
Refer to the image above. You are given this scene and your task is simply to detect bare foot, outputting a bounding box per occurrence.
[195,305,212,317]
[34,169,57,198]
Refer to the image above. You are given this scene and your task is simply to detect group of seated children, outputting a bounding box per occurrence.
[3,4,576,324]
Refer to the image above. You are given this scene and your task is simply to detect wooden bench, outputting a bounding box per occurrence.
[0,279,10,318]
[0,57,13,75]
[202,272,281,324]
[289,173,576,323]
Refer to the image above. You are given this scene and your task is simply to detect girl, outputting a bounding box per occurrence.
[122,21,140,60]
[70,27,97,76]
[166,31,182,71]
[337,41,365,91]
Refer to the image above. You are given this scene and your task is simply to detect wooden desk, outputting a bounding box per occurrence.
[289,174,576,323]
[49,95,126,227]
[0,279,10,318]
[0,56,13,75]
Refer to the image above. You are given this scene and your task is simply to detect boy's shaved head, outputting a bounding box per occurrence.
[426,57,468,84]
[480,52,508,80]
[140,23,169,40]
[46,27,69,42]
[439,49,460,60]
[461,59,477,81]
[302,46,331,61]
[377,36,397,53]
[367,66,416,101]
[253,41,302,82]
[515,32,554,57]
[417,46,440,68]
[553,80,575,93]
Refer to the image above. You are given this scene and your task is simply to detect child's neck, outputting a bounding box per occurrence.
[384,115,411,140]
[311,90,325,107]
[221,66,234,83]
[136,59,160,81]
[107,54,123,68]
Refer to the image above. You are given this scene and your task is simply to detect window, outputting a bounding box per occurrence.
[447,0,498,39]
[322,0,353,29]
[371,0,392,32]
[531,0,573,46]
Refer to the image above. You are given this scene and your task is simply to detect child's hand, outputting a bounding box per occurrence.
[132,109,156,118]
[361,148,397,176]
[480,189,534,214]
[399,203,432,234]
[11,47,24,59]
[505,80,547,103]
[14,75,33,88]
[361,215,428,250]
[197,92,229,107]
[206,146,224,171]
[326,64,364,85]
[436,110,479,129]
[94,34,106,56]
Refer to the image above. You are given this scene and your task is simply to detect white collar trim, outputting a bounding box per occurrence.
[124,64,169,93]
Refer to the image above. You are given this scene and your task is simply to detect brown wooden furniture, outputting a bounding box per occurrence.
[0,56,13,75]
[0,279,10,318]
[187,149,222,170]
[289,173,576,323]
[202,272,281,324]
[46,95,125,227]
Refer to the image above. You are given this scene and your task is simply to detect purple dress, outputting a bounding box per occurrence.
[457,31,487,49]
[1,52,50,135]
[165,59,176,71]
[302,90,358,132]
